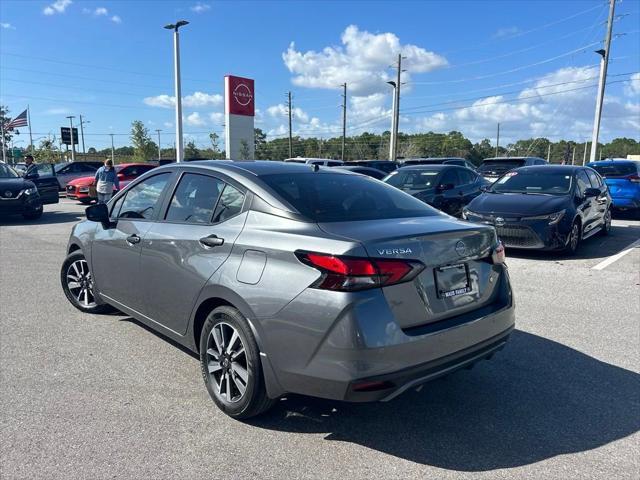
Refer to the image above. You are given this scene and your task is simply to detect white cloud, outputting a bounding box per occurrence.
[94,7,108,16]
[191,2,211,13]
[209,112,224,124]
[625,72,640,97]
[43,0,72,15]
[163,122,173,128]
[185,112,206,127]
[0,22,15,29]
[409,65,639,143]
[493,26,520,38]
[111,15,122,24]
[44,107,72,115]
[143,91,223,108]
[283,25,447,96]
[267,104,310,123]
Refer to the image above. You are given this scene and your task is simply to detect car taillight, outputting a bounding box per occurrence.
[491,242,506,264]
[295,251,425,291]
[626,174,640,183]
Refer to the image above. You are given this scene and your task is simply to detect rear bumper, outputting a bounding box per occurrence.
[261,268,515,402]
[611,197,640,210]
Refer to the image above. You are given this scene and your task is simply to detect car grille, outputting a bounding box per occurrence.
[496,224,544,249]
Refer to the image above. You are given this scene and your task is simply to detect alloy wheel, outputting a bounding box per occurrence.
[66,259,96,308]
[605,210,612,232]
[206,322,249,403]
[569,224,579,251]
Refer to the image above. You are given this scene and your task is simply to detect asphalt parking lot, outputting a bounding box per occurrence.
[1,199,639,480]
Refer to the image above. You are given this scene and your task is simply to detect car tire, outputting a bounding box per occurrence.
[80,198,93,205]
[599,209,612,236]
[199,306,276,420]
[563,221,581,255]
[60,251,114,314]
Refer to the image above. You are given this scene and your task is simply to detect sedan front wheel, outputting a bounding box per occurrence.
[60,251,114,314]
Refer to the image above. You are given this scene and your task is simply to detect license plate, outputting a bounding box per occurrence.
[434,263,471,298]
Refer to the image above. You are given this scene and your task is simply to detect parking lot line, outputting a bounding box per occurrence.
[591,238,640,271]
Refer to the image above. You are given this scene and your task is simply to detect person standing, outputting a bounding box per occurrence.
[94,159,120,204]
[23,155,39,179]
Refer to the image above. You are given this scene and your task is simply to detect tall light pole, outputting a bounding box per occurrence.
[155,129,162,160]
[387,81,396,161]
[341,83,347,161]
[79,115,90,155]
[164,20,189,163]
[66,115,76,162]
[387,54,404,161]
[589,0,616,163]
[495,123,500,157]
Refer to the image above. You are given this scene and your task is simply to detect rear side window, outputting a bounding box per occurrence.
[327,161,343,167]
[440,169,460,187]
[586,169,602,188]
[458,169,477,185]
[212,185,245,223]
[589,162,637,178]
[165,173,224,224]
[262,173,438,222]
[119,173,171,220]
[385,170,439,189]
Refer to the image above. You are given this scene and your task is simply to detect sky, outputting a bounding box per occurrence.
[0,0,639,152]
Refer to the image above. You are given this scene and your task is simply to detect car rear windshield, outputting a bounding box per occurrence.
[261,172,439,222]
[491,170,572,195]
[478,160,526,173]
[384,170,439,190]
[589,162,637,178]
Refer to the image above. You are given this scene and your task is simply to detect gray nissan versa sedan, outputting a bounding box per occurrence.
[61,161,515,419]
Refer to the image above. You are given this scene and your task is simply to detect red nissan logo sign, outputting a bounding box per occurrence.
[225,75,255,116]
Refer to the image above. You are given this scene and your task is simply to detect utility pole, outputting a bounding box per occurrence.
[571,147,576,165]
[287,91,293,158]
[341,83,347,161]
[0,119,6,164]
[387,81,397,161]
[392,54,402,161]
[79,115,89,154]
[109,133,115,163]
[589,0,616,163]
[495,123,500,157]
[27,105,33,152]
[547,143,551,162]
[66,115,76,162]
[582,141,588,165]
[164,20,189,162]
[155,129,162,160]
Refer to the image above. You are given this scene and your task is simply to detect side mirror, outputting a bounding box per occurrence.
[85,203,112,228]
[479,185,490,193]
[584,187,600,198]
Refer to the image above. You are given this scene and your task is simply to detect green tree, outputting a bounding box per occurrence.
[254,128,269,159]
[209,132,221,159]
[130,120,156,161]
[1,105,14,157]
[34,138,58,162]
[185,140,200,159]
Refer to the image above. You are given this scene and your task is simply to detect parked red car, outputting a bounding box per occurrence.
[66,162,158,203]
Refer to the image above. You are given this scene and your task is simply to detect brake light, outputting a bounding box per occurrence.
[626,174,640,183]
[296,251,424,291]
[491,242,506,264]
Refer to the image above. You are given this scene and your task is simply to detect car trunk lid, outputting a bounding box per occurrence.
[318,216,502,329]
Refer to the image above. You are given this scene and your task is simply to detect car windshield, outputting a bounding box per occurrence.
[589,162,637,178]
[490,170,572,195]
[261,172,439,222]
[384,170,439,190]
[54,162,70,172]
[0,163,19,178]
[478,160,526,173]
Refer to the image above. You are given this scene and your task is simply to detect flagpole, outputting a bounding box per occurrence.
[28,105,33,153]
[1,120,6,164]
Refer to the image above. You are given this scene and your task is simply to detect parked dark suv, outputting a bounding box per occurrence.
[61,161,514,419]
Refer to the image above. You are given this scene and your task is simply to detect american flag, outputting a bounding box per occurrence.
[6,109,28,130]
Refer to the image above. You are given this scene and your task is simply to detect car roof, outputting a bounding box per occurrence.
[398,164,466,171]
[514,165,585,174]
[335,165,384,173]
[481,156,545,162]
[117,162,157,168]
[588,159,638,165]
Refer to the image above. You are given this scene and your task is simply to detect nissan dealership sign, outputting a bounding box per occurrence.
[224,75,255,160]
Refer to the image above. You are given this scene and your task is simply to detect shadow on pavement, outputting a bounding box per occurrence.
[507,224,640,261]
[249,330,640,471]
[119,316,199,360]
[0,210,84,226]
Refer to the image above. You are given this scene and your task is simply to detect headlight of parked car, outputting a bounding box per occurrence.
[524,209,566,225]
[79,187,90,193]
[24,187,38,196]
[462,208,483,221]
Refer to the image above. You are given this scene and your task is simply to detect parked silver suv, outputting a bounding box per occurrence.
[61,161,515,419]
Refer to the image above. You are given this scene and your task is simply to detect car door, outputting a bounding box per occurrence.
[56,164,76,189]
[574,169,597,235]
[91,172,174,312]
[140,172,248,334]
[586,168,609,223]
[458,169,481,205]
[437,168,463,216]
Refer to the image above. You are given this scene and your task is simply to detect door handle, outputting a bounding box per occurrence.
[200,235,224,248]
[126,234,141,245]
